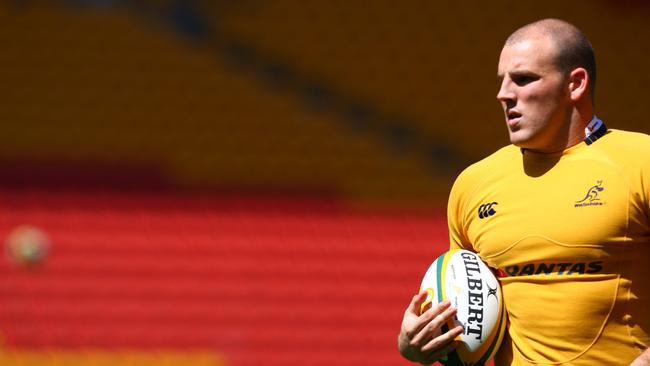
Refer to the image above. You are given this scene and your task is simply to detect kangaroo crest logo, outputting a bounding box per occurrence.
[575,181,605,207]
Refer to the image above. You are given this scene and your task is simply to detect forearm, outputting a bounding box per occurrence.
[630,348,650,366]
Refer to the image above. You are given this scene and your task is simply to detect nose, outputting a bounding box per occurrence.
[496,78,515,104]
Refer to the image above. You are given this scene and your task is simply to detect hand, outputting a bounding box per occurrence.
[397,291,465,365]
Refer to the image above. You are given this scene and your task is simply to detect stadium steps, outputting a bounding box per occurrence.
[0,349,227,366]
[0,2,450,201]
[0,189,447,365]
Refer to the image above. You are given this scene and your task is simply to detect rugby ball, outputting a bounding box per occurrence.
[419,249,507,366]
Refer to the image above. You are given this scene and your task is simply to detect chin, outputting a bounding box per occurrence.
[509,135,540,151]
[508,132,530,147]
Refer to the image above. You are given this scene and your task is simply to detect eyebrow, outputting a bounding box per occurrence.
[497,69,540,80]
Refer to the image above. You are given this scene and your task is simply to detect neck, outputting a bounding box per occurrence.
[556,101,595,152]
[564,111,591,149]
[523,105,594,155]
[571,101,595,140]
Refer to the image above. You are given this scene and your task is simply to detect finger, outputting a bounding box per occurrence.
[425,304,460,334]
[405,291,429,315]
[424,340,461,365]
[409,300,452,339]
[421,299,453,320]
[421,325,464,353]
[411,305,456,345]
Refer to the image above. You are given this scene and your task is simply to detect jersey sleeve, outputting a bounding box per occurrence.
[641,139,650,219]
[447,167,474,251]
[626,131,650,222]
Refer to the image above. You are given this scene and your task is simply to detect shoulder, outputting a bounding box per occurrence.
[447,145,519,238]
[599,129,650,151]
[595,129,650,165]
[453,145,521,187]
[449,145,520,203]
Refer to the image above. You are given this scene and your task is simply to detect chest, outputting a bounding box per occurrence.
[464,157,644,273]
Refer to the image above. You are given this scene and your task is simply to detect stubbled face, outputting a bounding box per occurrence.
[496,37,572,153]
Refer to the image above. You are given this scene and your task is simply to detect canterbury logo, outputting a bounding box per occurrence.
[575,181,605,207]
[478,202,498,219]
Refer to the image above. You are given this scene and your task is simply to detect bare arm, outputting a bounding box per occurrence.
[397,291,464,365]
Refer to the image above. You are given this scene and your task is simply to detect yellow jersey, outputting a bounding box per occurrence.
[447,128,650,365]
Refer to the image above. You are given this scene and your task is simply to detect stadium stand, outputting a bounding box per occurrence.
[0,189,448,365]
[0,1,454,203]
[0,1,649,365]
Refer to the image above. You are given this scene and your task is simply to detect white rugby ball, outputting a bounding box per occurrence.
[419,249,507,366]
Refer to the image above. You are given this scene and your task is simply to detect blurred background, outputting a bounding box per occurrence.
[0,1,648,365]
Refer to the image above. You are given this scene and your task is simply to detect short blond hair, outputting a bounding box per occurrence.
[506,18,596,101]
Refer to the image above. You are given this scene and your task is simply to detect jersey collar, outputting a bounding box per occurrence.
[584,116,607,145]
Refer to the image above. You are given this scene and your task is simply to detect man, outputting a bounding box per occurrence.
[398,19,650,365]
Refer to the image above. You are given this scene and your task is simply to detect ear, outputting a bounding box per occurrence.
[569,68,589,102]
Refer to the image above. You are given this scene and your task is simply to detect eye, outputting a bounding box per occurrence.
[512,74,539,86]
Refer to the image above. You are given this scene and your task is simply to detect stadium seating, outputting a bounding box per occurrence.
[1,2,649,365]
[0,189,448,365]
[0,2,451,203]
